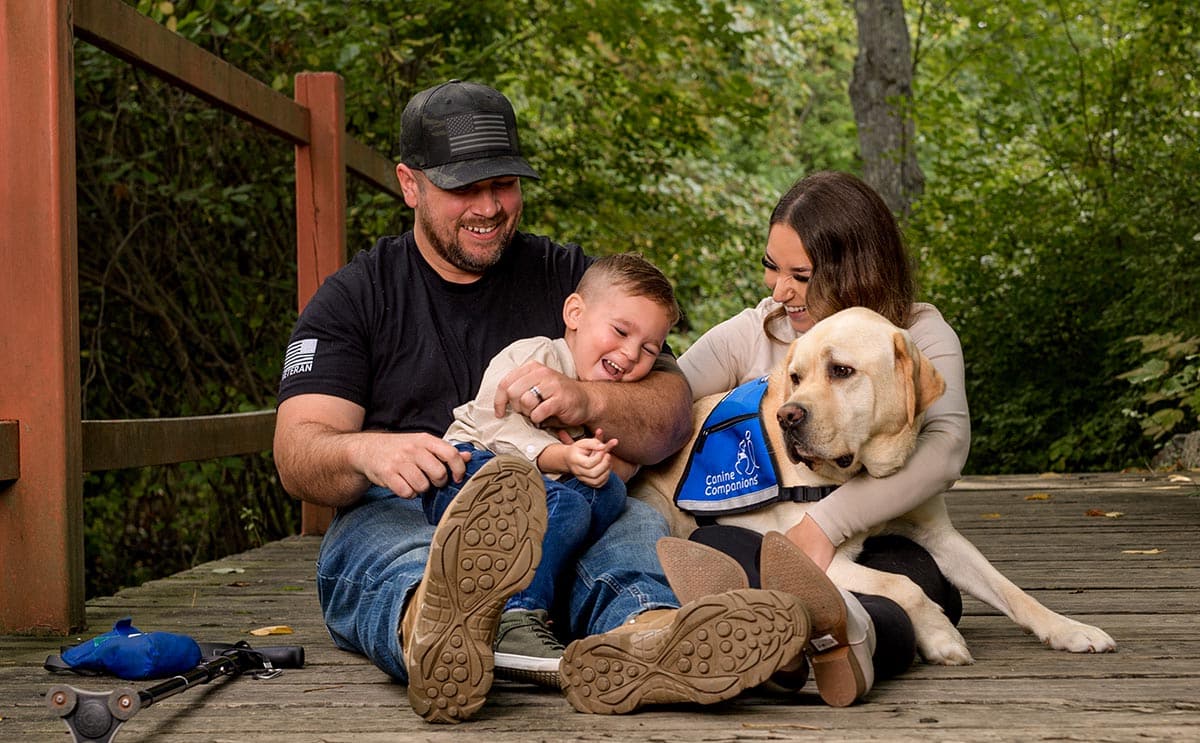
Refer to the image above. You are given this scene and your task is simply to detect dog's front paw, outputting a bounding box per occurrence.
[917,624,975,666]
[1042,618,1117,653]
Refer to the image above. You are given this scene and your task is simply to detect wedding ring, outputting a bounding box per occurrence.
[528,385,544,403]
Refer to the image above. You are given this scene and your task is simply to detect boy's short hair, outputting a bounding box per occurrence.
[576,253,681,327]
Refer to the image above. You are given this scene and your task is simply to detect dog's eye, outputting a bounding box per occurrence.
[830,365,854,379]
[789,372,800,386]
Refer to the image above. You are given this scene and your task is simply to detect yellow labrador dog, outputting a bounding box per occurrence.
[633,307,1116,664]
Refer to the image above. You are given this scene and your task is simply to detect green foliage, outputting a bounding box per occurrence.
[78,0,1198,595]
[507,0,862,342]
[81,0,861,595]
[908,0,1200,472]
[83,455,288,596]
[1119,334,1200,441]
[78,1,304,597]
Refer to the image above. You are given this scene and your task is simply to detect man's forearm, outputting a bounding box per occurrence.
[275,422,371,508]
[587,370,693,465]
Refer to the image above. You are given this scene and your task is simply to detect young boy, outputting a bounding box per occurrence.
[427,253,682,685]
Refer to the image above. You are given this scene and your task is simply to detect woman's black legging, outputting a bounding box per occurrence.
[688,525,962,681]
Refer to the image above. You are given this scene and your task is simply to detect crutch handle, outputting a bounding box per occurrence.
[254,644,304,669]
[198,641,305,669]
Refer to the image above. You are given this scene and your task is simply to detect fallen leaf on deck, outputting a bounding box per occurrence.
[1167,474,1193,483]
[1086,509,1124,518]
[1025,493,1051,500]
[212,567,244,574]
[1121,548,1164,555]
[250,625,294,636]
[980,513,1002,519]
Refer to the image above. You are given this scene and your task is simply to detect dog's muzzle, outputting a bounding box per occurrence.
[777,402,855,470]
[777,403,810,466]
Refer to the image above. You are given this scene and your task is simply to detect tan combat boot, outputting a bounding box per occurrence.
[401,456,547,723]
[657,535,811,693]
[559,588,810,714]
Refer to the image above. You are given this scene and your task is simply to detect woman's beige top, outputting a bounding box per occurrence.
[678,298,970,546]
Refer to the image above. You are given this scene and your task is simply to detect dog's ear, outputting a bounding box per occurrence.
[916,347,946,416]
[893,330,946,424]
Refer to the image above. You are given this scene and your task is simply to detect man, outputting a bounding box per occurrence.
[273,79,809,723]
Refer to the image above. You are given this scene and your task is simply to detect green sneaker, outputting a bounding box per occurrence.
[493,609,564,688]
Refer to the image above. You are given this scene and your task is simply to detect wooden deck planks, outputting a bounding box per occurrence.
[1,472,1197,742]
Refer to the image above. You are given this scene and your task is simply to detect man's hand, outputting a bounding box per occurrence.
[354,432,471,500]
[275,394,474,507]
[492,354,692,467]
[494,360,594,428]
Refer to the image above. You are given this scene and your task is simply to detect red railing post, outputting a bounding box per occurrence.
[293,72,347,536]
[0,0,85,633]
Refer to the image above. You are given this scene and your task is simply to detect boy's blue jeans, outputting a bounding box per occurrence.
[420,445,626,614]
[315,451,676,682]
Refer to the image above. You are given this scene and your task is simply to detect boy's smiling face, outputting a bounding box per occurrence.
[563,286,673,383]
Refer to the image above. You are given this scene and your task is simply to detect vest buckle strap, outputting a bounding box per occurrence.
[778,484,837,503]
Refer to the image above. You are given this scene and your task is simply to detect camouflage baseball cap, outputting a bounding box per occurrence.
[400,80,540,190]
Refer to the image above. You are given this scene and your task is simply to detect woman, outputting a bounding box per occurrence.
[668,170,971,704]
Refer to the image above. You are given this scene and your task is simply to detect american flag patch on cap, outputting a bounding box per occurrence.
[445,112,512,156]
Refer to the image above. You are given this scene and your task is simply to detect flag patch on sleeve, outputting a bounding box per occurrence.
[281,338,318,379]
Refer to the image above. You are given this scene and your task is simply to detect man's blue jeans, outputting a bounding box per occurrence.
[315,464,676,681]
[420,445,626,614]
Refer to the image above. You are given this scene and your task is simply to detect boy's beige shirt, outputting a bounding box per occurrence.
[444,336,584,478]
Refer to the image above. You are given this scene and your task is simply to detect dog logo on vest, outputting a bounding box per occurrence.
[735,430,760,477]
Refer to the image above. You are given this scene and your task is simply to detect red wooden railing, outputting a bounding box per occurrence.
[0,0,402,633]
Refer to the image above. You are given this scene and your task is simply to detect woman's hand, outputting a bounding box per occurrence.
[785,514,836,571]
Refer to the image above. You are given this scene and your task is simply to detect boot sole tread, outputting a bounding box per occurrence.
[407,457,546,723]
[560,589,809,715]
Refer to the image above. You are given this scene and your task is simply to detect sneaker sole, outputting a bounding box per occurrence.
[407,456,547,723]
[559,589,809,714]
[494,655,564,689]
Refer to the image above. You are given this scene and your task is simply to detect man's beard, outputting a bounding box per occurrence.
[417,207,520,274]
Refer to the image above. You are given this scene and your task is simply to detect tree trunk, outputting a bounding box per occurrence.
[850,0,924,216]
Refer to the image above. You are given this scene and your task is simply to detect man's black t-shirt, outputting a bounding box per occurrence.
[277,231,590,436]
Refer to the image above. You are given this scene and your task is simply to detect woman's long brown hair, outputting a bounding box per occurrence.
[763,171,915,344]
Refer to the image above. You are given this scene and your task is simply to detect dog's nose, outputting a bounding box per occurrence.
[777,403,807,430]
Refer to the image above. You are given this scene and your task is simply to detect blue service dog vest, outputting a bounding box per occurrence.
[674,377,836,515]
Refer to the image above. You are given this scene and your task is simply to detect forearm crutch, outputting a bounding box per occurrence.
[47,641,304,743]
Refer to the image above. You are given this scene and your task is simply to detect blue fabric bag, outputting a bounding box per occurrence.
[55,617,203,680]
